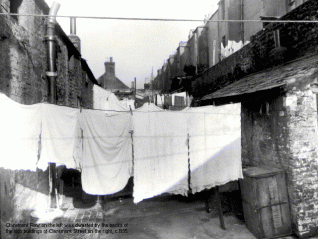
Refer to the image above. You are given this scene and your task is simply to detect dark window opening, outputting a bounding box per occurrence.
[222,35,227,47]
[273,29,281,48]
[10,0,23,21]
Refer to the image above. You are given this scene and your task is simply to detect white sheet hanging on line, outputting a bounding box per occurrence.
[133,110,189,204]
[79,110,133,195]
[187,104,243,194]
[0,93,42,171]
[93,84,128,112]
[37,103,80,170]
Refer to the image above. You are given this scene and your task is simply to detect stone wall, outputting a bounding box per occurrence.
[0,0,95,232]
[195,0,318,237]
[0,0,50,230]
[241,87,318,237]
[286,89,318,236]
[0,0,47,104]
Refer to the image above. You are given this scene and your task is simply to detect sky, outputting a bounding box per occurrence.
[44,0,219,88]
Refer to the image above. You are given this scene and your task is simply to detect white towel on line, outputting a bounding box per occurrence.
[37,103,80,170]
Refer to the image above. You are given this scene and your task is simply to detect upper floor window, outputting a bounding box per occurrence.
[10,0,23,21]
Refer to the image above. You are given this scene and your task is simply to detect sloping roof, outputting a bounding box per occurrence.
[81,59,98,85]
[36,0,98,85]
[201,54,318,101]
[97,73,130,90]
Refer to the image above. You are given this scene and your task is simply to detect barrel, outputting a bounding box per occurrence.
[240,167,292,239]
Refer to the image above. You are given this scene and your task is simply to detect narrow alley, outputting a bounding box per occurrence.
[2,0,318,238]
[11,181,257,239]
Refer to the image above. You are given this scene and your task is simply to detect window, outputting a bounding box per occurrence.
[222,35,226,47]
[273,30,281,48]
[10,0,23,21]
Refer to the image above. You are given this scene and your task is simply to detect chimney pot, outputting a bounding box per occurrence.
[70,17,76,35]
[68,17,81,53]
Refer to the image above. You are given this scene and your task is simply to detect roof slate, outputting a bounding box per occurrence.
[201,54,318,100]
[97,74,130,90]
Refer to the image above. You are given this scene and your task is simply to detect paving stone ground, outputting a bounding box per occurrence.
[2,185,314,239]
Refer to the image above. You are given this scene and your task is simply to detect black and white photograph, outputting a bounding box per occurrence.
[0,0,318,238]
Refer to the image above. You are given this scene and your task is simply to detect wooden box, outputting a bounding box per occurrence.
[240,167,292,239]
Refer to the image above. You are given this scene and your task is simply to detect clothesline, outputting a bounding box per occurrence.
[1,12,317,23]
[3,133,242,141]
[0,93,242,203]
[0,97,240,114]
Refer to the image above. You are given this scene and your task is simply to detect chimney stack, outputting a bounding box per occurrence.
[105,57,115,77]
[68,17,81,53]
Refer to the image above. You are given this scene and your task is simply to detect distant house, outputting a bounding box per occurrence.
[97,57,132,94]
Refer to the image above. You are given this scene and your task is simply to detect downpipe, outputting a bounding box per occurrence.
[45,2,60,209]
[45,2,60,104]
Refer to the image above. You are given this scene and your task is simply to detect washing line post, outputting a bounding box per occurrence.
[130,130,134,176]
[134,77,137,108]
[96,196,102,210]
[215,186,226,230]
[187,133,192,195]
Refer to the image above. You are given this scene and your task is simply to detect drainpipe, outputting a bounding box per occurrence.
[45,2,60,209]
[240,0,244,44]
[46,2,60,104]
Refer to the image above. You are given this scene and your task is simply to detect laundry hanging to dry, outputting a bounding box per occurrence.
[78,110,133,195]
[0,93,42,171]
[132,103,242,203]
[132,108,189,204]
[0,95,242,201]
[185,104,243,194]
[37,103,80,171]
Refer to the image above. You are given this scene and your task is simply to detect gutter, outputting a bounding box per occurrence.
[45,2,60,104]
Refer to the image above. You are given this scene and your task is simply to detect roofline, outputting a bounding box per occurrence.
[36,0,97,85]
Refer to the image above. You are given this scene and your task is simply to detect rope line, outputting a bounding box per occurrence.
[0,12,317,23]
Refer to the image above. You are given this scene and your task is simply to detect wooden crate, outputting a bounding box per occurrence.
[240,167,292,239]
